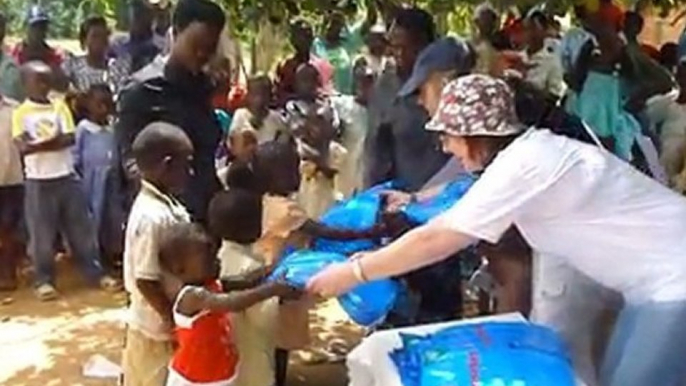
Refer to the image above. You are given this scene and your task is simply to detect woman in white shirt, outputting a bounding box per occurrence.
[308,74,686,386]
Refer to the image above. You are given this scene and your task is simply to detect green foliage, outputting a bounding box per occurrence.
[1,0,117,39]
[3,0,686,39]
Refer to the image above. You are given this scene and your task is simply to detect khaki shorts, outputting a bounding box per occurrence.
[122,328,173,386]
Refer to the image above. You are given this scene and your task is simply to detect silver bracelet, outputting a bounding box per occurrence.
[351,259,369,284]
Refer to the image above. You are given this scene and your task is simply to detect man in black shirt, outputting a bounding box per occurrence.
[365,8,448,192]
[116,0,225,223]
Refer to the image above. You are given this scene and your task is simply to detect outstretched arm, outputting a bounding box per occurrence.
[307,222,475,297]
[299,219,385,240]
[176,282,297,316]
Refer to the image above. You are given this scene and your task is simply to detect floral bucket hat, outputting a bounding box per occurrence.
[426,74,525,137]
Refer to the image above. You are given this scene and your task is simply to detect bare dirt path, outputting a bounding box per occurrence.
[0,261,362,386]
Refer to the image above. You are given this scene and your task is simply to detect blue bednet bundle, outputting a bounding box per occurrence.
[390,322,576,386]
[270,176,476,326]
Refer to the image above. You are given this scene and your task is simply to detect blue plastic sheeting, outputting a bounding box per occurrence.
[402,175,476,225]
[269,249,398,326]
[390,322,575,386]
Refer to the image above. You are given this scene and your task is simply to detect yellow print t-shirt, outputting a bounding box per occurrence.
[12,99,75,180]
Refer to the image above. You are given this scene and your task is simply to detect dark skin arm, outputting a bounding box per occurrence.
[299,219,387,240]
[177,282,299,316]
[15,133,75,156]
[220,266,273,291]
[359,1,379,37]
[137,279,174,325]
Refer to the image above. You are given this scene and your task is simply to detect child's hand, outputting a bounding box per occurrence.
[243,266,272,285]
[382,190,413,212]
[271,281,302,301]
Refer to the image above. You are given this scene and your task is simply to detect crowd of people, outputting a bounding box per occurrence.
[2,0,686,385]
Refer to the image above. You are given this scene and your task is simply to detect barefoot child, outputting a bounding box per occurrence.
[252,138,382,386]
[209,188,277,386]
[122,122,193,386]
[73,84,124,269]
[159,222,297,386]
[12,61,117,301]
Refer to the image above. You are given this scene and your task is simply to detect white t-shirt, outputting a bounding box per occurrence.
[11,99,75,180]
[124,180,190,341]
[229,108,285,144]
[436,129,686,304]
[522,43,565,97]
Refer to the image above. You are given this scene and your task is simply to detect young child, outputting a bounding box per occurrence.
[284,63,347,218]
[12,61,116,301]
[0,93,23,291]
[332,61,375,198]
[251,138,382,386]
[121,121,194,385]
[209,188,278,386]
[159,222,297,386]
[73,84,124,269]
[229,75,285,144]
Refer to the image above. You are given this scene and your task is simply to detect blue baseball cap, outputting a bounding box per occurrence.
[26,5,49,25]
[398,37,472,97]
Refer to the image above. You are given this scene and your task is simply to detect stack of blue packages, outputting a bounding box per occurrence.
[390,322,575,386]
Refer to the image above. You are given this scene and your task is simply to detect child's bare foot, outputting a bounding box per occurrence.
[35,283,59,301]
[99,276,122,293]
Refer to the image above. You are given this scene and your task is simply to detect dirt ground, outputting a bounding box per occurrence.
[0,260,364,386]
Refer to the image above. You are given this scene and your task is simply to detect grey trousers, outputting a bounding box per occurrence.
[25,175,103,286]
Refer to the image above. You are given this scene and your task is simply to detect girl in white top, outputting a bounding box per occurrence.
[307,75,686,386]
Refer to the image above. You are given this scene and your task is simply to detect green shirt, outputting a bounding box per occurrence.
[314,38,354,95]
[0,52,24,101]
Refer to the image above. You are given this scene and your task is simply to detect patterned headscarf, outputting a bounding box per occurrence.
[426,74,524,137]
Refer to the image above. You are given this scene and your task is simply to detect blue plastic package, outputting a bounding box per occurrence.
[269,250,345,288]
[390,322,575,386]
[268,249,399,326]
[402,175,475,224]
[313,181,395,255]
[339,278,399,326]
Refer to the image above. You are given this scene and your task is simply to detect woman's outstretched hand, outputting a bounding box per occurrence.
[306,261,359,298]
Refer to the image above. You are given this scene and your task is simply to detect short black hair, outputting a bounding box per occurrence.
[526,10,550,29]
[247,74,272,92]
[208,189,262,243]
[79,15,108,45]
[225,162,260,192]
[132,121,191,170]
[20,60,52,81]
[159,222,213,268]
[173,0,226,33]
[624,11,644,32]
[86,83,112,97]
[392,8,436,45]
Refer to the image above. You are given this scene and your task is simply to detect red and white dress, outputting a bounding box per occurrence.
[166,281,239,386]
